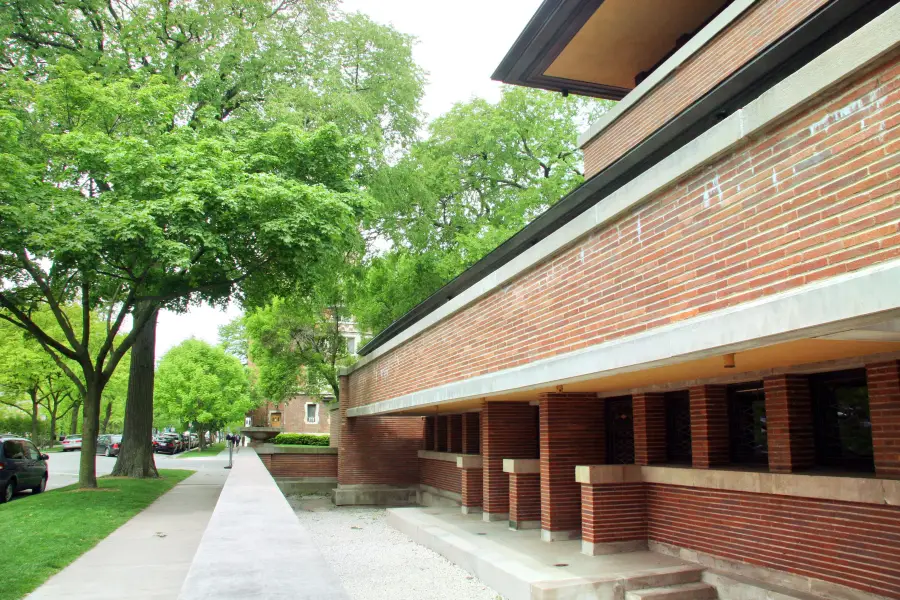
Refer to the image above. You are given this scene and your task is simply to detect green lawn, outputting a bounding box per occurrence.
[0,469,194,600]
[178,441,226,458]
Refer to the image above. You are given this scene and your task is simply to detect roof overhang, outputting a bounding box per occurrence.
[492,0,732,99]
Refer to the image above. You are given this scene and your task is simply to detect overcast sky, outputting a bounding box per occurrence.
[154,0,543,359]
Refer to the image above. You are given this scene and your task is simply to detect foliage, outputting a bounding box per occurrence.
[243,278,357,404]
[273,432,330,446]
[355,86,613,333]
[0,469,193,600]
[154,340,253,434]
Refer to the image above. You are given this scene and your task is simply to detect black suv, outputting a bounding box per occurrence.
[0,436,49,503]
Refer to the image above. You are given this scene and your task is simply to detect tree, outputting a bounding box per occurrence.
[155,339,252,447]
[1,0,424,482]
[0,59,366,486]
[244,277,357,405]
[355,86,612,333]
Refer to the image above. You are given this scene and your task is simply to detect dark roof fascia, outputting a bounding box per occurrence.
[491,0,631,99]
[359,0,883,357]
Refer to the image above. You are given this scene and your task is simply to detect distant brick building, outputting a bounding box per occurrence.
[332,2,900,600]
[246,395,332,435]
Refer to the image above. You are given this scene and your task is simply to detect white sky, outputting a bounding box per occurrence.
[154,0,543,359]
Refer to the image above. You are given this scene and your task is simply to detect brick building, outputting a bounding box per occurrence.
[334,2,900,599]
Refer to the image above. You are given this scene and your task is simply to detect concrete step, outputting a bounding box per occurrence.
[625,566,706,591]
[626,582,718,600]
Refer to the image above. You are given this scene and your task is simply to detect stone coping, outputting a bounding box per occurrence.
[575,465,900,506]
[177,449,348,600]
[255,444,338,455]
[418,450,471,463]
[457,455,483,469]
[503,459,540,474]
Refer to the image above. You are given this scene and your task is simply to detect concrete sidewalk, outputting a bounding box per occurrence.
[27,465,228,600]
[177,448,349,600]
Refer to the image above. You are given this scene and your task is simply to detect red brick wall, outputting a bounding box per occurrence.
[690,385,729,468]
[866,360,900,478]
[338,376,424,486]
[763,375,814,473]
[509,473,541,524]
[539,393,604,532]
[460,467,483,509]
[482,402,538,516]
[249,398,331,434]
[646,483,900,599]
[349,55,900,409]
[581,483,647,544]
[259,453,337,478]
[420,458,462,494]
[633,393,666,465]
[582,0,828,177]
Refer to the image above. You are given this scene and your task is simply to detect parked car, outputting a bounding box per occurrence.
[189,433,199,449]
[96,434,123,457]
[156,434,182,454]
[0,435,49,503]
[61,436,82,452]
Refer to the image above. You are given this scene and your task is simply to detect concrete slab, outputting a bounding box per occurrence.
[177,449,348,600]
[387,506,701,600]
[27,467,227,600]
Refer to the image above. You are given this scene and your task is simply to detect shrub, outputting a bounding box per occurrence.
[273,433,330,446]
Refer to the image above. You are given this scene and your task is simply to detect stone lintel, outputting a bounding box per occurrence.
[457,454,484,469]
[575,464,642,484]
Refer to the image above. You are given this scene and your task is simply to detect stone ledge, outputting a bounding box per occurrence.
[573,464,900,506]
[457,455,483,469]
[255,444,338,455]
[503,459,540,474]
[418,450,465,463]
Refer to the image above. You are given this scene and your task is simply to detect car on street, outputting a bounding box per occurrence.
[155,433,182,454]
[61,435,82,452]
[96,434,123,457]
[0,435,49,503]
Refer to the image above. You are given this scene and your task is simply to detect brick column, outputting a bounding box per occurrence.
[633,393,666,465]
[539,393,604,541]
[435,416,448,452]
[690,385,729,468]
[764,375,814,473]
[577,465,647,555]
[504,459,541,529]
[424,416,436,451]
[448,414,462,453]
[462,412,481,454]
[482,401,538,522]
[457,455,483,514]
[867,361,900,479]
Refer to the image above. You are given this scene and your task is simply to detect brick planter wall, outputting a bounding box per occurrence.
[509,473,541,528]
[419,457,462,495]
[581,483,647,550]
[258,451,338,478]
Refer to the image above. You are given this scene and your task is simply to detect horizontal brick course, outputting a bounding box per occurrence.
[420,457,462,494]
[509,473,541,524]
[350,54,900,411]
[646,483,900,599]
[582,482,647,544]
[259,453,337,478]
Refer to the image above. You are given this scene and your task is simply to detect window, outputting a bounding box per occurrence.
[345,336,357,354]
[728,383,768,465]
[26,443,41,460]
[2,440,25,459]
[810,369,874,472]
[665,390,692,464]
[305,403,319,425]
[605,396,635,464]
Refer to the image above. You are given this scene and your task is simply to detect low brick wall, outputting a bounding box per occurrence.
[647,483,900,599]
[419,454,462,495]
[256,446,338,478]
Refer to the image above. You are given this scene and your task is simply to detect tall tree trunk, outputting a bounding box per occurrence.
[79,382,101,488]
[112,307,159,478]
[70,399,81,435]
[29,389,40,445]
[101,399,113,434]
[49,411,57,448]
[199,426,206,451]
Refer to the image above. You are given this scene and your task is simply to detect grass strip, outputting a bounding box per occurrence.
[0,468,194,600]
[177,442,226,458]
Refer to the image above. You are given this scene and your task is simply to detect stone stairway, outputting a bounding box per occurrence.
[625,567,718,600]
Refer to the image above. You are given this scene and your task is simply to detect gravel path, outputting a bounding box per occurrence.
[289,495,502,600]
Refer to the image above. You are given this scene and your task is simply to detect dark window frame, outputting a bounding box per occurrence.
[809,368,874,473]
[664,390,692,464]
[727,382,768,466]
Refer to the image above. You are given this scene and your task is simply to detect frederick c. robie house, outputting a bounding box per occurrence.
[331,1,900,598]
